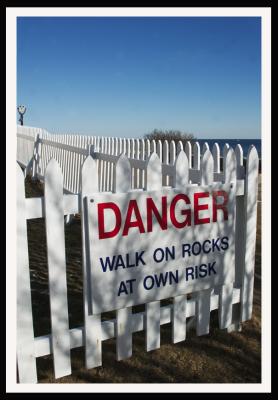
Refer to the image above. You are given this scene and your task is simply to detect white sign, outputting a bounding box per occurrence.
[86,183,236,314]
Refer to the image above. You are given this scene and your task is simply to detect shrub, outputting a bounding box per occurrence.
[144,129,195,147]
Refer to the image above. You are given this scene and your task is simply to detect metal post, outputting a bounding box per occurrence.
[17,105,27,126]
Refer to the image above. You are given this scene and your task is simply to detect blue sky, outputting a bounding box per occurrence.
[17,17,261,139]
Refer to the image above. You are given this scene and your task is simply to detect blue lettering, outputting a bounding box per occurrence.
[221,236,229,250]
[115,255,125,270]
[203,240,211,254]
[165,246,175,260]
[118,281,129,296]
[135,251,145,266]
[208,262,217,275]
[192,241,201,255]
[199,264,208,278]
[169,270,179,284]
[100,255,116,272]
[212,238,221,252]
[185,267,195,281]
[182,243,191,257]
[143,275,155,290]
[153,248,164,263]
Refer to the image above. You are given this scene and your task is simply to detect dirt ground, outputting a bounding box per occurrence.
[24,174,261,384]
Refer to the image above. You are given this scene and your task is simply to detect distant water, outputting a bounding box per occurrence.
[194,139,261,159]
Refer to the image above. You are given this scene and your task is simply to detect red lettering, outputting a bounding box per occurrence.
[194,192,210,225]
[97,189,229,239]
[146,196,167,232]
[98,202,121,239]
[123,200,145,236]
[170,194,191,228]
[212,190,228,222]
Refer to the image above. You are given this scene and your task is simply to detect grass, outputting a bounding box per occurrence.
[24,174,261,383]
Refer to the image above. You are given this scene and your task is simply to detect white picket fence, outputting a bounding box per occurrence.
[17,125,236,194]
[16,125,40,169]
[17,130,259,383]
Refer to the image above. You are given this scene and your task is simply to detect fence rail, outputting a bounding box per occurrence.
[16,125,259,383]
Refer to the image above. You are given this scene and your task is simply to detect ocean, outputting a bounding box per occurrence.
[194,139,261,159]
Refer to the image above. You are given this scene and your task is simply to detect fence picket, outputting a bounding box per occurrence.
[115,154,133,360]
[223,143,230,172]
[121,137,125,155]
[202,141,209,155]
[157,139,162,161]
[103,137,108,191]
[37,129,43,177]
[193,142,200,172]
[162,140,169,186]
[68,135,74,193]
[145,153,161,351]
[235,144,245,179]
[130,138,135,189]
[81,156,102,368]
[234,144,245,288]
[145,139,150,159]
[77,136,83,193]
[222,144,246,332]
[71,135,77,193]
[196,149,214,336]
[212,142,220,174]
[32,133,40,179]
[112,138,118,191]
[99,137,104,191]
[172,150,189,343]
[107,137,112,192]
[240,146,259,322]
[140,139,145,188]
[40,130,45,174]
[133,138,138,189]
[218,148,237,329]
[57,133,61,168]
[44,159,71,378]
[60,134,65,182]
[81,136,87,191]
[177,140,183,154]
[16,163,37,383]
[53,133,58,163]
[185,141,192,169]
[169,140,176,187]
[172,150,189,189]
